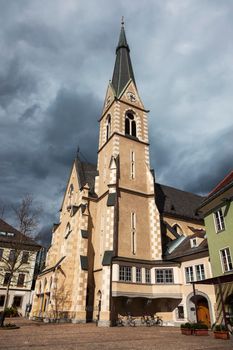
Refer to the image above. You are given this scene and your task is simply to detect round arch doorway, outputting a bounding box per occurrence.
[189,294,211,327]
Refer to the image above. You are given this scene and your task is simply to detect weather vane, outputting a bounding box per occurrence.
[121,16,124,27]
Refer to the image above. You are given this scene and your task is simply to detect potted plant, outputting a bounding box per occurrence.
[192,322,209,336]
[180,322,192,335]
[213,324,230,340]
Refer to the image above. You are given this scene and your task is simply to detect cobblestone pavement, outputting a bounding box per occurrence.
[0,318,233,350]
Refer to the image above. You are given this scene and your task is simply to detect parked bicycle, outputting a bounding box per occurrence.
[116,314,125,327]
[141,315,152,327]
[151,314,163,326]
[126,314,136,327]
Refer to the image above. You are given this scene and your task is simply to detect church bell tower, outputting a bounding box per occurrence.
[93,21,162,326]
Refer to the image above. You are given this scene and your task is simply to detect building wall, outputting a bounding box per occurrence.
[0,247,37,315]
[202,187,233,277]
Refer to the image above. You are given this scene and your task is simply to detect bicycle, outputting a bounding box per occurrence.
[141,315,152,327]
[116,314,125,327]
[151,314,163,326]
[127,314,136,327]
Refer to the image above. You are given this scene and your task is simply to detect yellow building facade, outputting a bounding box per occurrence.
[31,24,216,326]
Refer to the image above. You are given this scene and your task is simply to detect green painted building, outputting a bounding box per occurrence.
[199,171,233,324]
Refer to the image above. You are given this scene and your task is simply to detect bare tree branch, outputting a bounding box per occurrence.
[12,194,42,237]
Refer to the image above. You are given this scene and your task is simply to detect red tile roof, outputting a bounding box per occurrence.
[207,170,233,198]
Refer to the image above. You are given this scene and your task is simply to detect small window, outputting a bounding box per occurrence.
[190,238,197,248]
[0,231,7,236]
[13,296,22,308]
[7,232,15,237]
[177,306,184,319]
[22,251,29,264]
[136,267,142,283]
[0,295,5,307]
[119,266,132,282]
[214,209,225,232]
[125,112,137,137]
[185,266,194,283]
[195,264,205,281]
[220,247,233,272]
[155,269,174,284]
[3,273,11,286]
[145,268,151,284]
[0,248,3,261]
[8,250,16,263]
[17,273,25,287]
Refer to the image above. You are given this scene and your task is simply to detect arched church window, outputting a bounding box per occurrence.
[106,115,111,141]
[125,112,136,137]
[68,184,74,206]
[173,224,183,235]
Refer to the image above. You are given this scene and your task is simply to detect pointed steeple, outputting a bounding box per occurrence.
[111,19,136,97]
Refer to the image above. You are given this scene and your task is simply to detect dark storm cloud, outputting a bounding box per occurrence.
[0,56,37,108]
[44,87,101,165]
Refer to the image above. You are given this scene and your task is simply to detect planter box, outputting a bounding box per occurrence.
[214,331,230,340]
[181,328,192,335]
[194,329,209,336]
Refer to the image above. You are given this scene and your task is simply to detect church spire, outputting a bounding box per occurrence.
[111,20,136,97]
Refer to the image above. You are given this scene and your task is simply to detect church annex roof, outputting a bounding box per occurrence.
[111,23,136,97]
[155,183,204,222]
[74,157,98,196]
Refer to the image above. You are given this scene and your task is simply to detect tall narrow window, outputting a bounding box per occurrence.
[106,115,111,141]
[214,209,225,232]
[145,268,151,284]
[195,264,205,280]
[17,273,25,287]
[3,273,11,286]
[8,250,16,263]
[220,247,233,272]
[136,267,142,283]
[131,212,136,255]
[125,112,137,137]
[130,151,135,179]
[22,251,29,264]
[185,266,194,283]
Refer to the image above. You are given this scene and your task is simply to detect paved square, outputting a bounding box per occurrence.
[0,318,232,350]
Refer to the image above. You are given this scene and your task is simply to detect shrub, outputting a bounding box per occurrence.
[180,322,192,329]
[192,322,208,330]
[4,307,20,317]
[213,324,228,332]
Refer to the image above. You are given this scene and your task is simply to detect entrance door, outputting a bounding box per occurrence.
[197,303,210,327]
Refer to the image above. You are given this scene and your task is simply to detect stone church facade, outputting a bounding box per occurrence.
[31,24,216,326]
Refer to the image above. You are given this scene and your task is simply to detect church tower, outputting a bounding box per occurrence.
[93,21,162,326]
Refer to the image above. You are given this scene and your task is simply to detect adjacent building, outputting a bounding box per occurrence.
[0,218,41,315]
[31,24,217,326]
[198,171,233,324]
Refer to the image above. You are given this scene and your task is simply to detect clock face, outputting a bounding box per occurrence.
[127,92,136,102]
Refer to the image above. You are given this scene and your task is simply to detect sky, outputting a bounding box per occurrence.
[0,0,232,244]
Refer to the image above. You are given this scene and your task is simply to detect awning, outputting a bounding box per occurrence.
[190,273,233,285]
